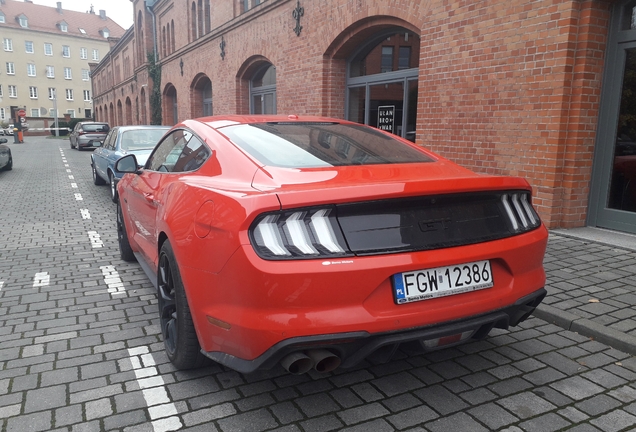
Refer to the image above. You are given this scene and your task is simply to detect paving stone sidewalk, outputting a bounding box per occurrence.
[536,233,636,356]
[2,137,636,432]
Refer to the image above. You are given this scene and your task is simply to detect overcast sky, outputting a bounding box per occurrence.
[34,0,134,30]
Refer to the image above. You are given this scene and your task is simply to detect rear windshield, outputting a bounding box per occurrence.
[83,124,109,133]
[220,122,433,168]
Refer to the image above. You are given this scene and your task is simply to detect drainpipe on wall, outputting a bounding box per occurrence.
[146,0,158,63]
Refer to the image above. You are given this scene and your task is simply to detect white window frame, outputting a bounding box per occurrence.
[64,67,72,80]
[0,108,5,120]
[60,22,68,32]
[48,88,56,100]
[67,109,75,118]
[8,85,17,98]
[92,49,99,61]
[27,63,36,77]
[80,47,87,59]
[3,38,13,51]
[6,62,15,75]
[25,41,34,54]
[83,90,91,101]
[62,45,70,58]
[29,86,38,99]
[31,108,40,117]
[19,17,28,28]
[44,43,53,56]
[66,89,74,101]
[82,69,90,81]
[0,14,5,24]
[46,65,55,78]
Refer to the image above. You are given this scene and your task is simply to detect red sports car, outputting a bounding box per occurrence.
[115,115,547,375]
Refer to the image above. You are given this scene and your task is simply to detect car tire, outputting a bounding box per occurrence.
[92,162,106,185]
[117,202,136,262]
[4,156,12,171]
[158,241,210,370]
[109,172,118,202]
[70,140,74,149]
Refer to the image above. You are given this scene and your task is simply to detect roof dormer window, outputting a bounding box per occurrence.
[59,21,68,32]
[101,28,110,38]
[79,28,86,34]
[18,14,28,28]
[0,13,5,24]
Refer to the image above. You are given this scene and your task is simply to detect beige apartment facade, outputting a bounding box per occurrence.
[0,0,125,129]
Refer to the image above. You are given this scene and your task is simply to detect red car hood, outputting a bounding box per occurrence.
[251,160,531,209]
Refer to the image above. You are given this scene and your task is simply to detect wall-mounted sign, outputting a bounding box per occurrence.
[377,105,395,133]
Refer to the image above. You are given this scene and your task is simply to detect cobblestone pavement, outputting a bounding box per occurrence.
[2,137,636,432]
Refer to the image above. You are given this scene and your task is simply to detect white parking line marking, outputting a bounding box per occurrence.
[75,193,83,201]
[87,231,103,248]
[66,169,71,173]
[80,209,91,219]
[0,281,4,290]
[64,164,69,167]
[126,347,182,431]
[33,272,50,287]
[100,265,126,296]
[68,175,74,180]
[71,183,78,188]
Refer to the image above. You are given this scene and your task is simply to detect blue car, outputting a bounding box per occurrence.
[91,125,170,202]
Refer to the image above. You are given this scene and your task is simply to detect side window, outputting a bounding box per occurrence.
[172,134,211,172]
[146,130,190,172]
[146,129,211,172]
[105,128,117,150]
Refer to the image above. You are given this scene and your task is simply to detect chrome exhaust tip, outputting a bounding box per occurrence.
[307,349,341,373]
[280,352,313,375]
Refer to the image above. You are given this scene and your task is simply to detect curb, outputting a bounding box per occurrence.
[533,304,636,356]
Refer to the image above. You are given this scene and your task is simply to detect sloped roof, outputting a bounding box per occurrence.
[0,0,126,40]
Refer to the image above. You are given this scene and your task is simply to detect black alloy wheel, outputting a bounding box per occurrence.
[158,241,210,370]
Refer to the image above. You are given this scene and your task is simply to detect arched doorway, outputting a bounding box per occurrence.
[163,84,178,125]
[117,100,123,125]
[250,63,276,114]
[125,97,133,125]
[589,1,636,234]
[344,27,420,142]
[140,88,147,124]
[109,102,114,126]
[191,74,213,118]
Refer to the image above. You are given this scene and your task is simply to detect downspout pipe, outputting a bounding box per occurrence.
[146,1,157,63]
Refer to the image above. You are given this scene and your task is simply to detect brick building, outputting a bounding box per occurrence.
[89,0,636,235]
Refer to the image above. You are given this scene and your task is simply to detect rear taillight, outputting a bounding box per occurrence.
[250,207,351,260]
[501,192,540,233]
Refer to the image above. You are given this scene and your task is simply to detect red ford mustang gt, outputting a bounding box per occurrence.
[115,115,547,374]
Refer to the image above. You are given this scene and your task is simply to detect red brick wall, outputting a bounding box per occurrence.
[91,0,612,228]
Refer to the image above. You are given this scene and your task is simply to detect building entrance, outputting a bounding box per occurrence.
[346,29,419,142]
[589,2,636,234]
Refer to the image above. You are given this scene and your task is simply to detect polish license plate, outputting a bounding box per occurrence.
[392,260,493,304]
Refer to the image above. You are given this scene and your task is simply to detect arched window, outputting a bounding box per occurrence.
[162,26,166,58]
[250,63,276,114]
[137,11,144,66]
[164,84,178,125]
[198,0,204,37]
[166,21,171,55]
[346,28,419,142]
[117,100,123,125]
[191,2,197,41]
[171,20,175,52]
[125,97,133,125]
[191,74,213,118]
[204,0,211,34]
[140,87,147,124]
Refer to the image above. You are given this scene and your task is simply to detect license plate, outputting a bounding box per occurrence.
[392,260,493,304]
[93,141,102,147]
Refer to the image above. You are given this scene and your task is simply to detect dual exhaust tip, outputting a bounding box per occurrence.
[280,349,341,374]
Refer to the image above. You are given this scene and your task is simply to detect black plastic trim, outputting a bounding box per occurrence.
[201,288,546,374]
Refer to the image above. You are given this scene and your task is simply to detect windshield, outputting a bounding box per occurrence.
[121,129,169,150]
[221,122,433,168]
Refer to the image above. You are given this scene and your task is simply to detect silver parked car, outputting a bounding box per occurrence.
[69,122,110,150]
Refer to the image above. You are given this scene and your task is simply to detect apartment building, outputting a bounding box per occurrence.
[90,0,636,235]
[0,0,124,125]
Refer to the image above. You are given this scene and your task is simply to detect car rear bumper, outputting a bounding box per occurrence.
[202,288,546,374]
[178,226,548,369]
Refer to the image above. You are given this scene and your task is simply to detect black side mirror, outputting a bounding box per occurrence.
[115,154,141,174]
[0,138,7,144]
